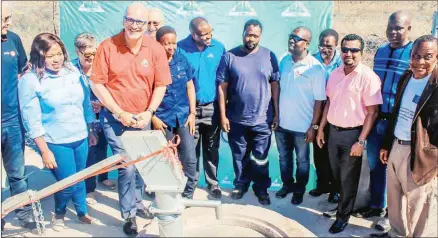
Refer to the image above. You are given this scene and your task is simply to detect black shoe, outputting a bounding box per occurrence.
[255,192,271,206]
[323,207,338,218]
[291,193,304,205]
[328,192,339,203]
[275,186,292,199]
[309,188,327,197]
[231,188,247,200]
[20,220,39,234]
[123,217,138,236]
[353,207,386,218]
[136,208,154,219]
[329,219,348,234]
[208,184,222,199]
[370,232,391,238]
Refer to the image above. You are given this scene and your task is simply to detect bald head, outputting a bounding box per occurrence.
[386,10,412,48]
[293,26,312,42]
[123,3,148,41]
[125,3,148,21]
[147,8,164,39]
[2,2,12,35]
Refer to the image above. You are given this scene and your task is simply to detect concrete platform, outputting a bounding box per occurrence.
[0,146,428,237]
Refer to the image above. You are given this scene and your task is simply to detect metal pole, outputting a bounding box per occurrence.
[155,192,184,237]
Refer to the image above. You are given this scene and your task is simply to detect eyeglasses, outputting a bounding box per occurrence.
[124,16,147,27]
[289,34,308,43]
[148,21,162,27]
[341,47,361,53]
[80,51,96,58]
[318,45,335,50]
[2,15,12,24]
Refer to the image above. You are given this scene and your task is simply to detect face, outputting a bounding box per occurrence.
[243,25,261,51]
[192,22,213,47]
[288,29,310,55]
[123,9,148,40]
[386,19,411,47]
[1,7,12,35]
[147,12,164,39]
[341,40,362,67]
[159,33,177,58]
[318,36,337,61]
[410,41,438,78]
[45,43,65,72]
[76,46,97,69]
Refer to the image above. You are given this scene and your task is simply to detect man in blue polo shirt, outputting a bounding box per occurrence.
[353,11,413,226]
[1,4,38,232]
[178,17,226,199]
[217,19,280,206]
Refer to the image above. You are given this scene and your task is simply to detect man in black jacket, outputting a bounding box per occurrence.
[371,35,438,238]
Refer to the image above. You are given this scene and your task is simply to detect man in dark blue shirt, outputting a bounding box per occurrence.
[217,19,280,206]
[178,17,226,198]
[1,5,37,232]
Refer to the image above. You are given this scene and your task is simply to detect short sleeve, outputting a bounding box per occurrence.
[90,43,109,84]
[216,52,230,84]
[269,51,280,82]
[184,57,194,83]
[313,66,327,101]
[326,74,335,99]
[363,73,383,106]
[153,44,172,87]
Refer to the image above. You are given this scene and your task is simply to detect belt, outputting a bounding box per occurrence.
[196,101,214,107]
[331,125,363,131]
[396,138,411,145]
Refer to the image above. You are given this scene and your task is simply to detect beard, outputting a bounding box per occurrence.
[244,42,258,51]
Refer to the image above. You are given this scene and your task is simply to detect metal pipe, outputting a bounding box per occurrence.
[182,199,223,220]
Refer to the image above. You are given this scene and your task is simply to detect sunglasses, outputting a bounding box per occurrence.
[289,34,308,43]
[80,51,96,58]
[124,16,147,27]
[148,21,162,27]
[341,47,361,53]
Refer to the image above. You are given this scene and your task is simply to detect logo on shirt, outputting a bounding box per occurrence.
[141,59,149,68]
[4,50,16,57]
[413,95,421,104]
[207,53,214,58]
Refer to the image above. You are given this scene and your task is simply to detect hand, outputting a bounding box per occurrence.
[184,113,196,136]
[380,149,389,164]
[271,115,279,131]
[117,111,137,127]
[151,116,168,135]
[350,142,364,157]
[221,116,230,133]
[41,150,57,169]
[305,127,316,143]
[88,131,98,147]
[316,129,325,148]
[91,101,102,113]
[133,111,153,129]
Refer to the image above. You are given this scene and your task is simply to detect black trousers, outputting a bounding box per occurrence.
[313,125,336,193]
[327,124,362,222]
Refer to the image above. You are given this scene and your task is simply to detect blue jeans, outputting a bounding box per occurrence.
[163,126,197,198]
[366,119,388,209]
[275,127,310,194]
[47,139,88,217]
[100,109,146,220]
[85,128,109,193]
[1,121,33,223]
[228,121,272,194]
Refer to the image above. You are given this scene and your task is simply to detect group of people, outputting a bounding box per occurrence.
[1,2,437,237]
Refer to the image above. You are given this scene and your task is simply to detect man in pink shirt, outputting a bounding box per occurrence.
[316,34,383,234]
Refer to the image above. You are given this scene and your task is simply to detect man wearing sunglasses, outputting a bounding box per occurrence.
[353,11,413,228]
[316,34,382,234]
[178,17,226,199]
[1,3,39,233]
[91,3,171,236]
[274,27,326,206]
[147,8,164,40]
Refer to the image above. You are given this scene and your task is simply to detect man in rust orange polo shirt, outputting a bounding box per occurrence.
[90,3,171,236]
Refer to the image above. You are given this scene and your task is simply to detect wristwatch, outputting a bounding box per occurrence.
[146,108,156,116]
[312,124,319,130]
[358,139,366,146]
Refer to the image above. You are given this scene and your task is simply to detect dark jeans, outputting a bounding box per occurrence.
[228,121,272,194]
[162,126,197,198]
[48,139,89,217]
[85,128,109,194]
[275,127,310,194]
[1,121,33,223]
[194,102,221,187]
[328,124,363,222]
[313,125,336,193]
[100,109,146,220]
[366,119,388,209]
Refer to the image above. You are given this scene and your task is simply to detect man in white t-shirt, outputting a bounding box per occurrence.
[274,26,326,205]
